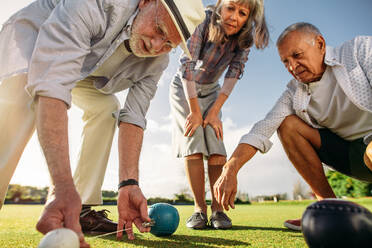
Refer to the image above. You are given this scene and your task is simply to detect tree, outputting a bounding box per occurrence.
[102,190,118,198]
[292,179,313,200]
[5,185,48,203]
[326,170,372,197]
[6,184,26,202]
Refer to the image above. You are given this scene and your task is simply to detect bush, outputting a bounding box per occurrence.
[235,198,251,205]
[147,197,174,205]
[326,170,372,197]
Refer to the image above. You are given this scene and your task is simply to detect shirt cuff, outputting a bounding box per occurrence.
[239,133,273,153]
[225,68,242,80]
[26,83,73,108]
[364,133,372,145]
[181,62,196,81]
[112,109,147,130]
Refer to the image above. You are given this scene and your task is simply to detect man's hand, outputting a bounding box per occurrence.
[203,112,223,140]
[213,165,238,211]
[214,144,257,211]
[184,112,203,137]
[36,184,90,248]
[117,185,151,240]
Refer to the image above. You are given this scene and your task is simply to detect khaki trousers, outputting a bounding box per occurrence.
[0,74,120,208]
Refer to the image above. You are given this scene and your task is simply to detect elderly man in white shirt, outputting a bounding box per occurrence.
[213,22,372,231]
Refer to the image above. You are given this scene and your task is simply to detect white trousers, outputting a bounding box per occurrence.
[0,74,120,208]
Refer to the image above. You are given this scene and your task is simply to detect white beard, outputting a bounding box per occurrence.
[129,33,159,58]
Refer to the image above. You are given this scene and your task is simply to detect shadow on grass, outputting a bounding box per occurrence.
[231,225,301,233]
[86,225,304,247]
[88,233,250,247]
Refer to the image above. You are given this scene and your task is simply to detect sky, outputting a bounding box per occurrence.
[3,0,372,200]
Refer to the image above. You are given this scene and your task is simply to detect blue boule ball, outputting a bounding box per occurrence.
[148,203,180,236]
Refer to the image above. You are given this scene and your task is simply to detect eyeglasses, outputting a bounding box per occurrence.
[154,0,177,49]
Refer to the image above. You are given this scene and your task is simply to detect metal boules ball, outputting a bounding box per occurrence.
[302,199,372,248]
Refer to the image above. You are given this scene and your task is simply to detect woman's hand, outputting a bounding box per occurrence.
[184,112,203,137]
[203,111,223,140]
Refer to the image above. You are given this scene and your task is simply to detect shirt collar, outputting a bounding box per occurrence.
[324,46,341,66]
[124,9,139,36]
[294,46,338,88]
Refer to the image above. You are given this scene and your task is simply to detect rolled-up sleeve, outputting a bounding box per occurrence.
[116,76,159,130]
[239,83,296,153]
[225,48,249,79]
[356,36,372,86]
[26,0,105,107]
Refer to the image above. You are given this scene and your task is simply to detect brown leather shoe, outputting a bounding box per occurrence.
[80,209,118,234]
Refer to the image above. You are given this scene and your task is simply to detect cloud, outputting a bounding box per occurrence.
[146,117,173,134]
[10,109,308,201]
[107,116,308,199]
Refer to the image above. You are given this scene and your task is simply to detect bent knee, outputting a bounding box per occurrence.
[99,96,121,113]
[365,142,372,170]
[367,142,372,158]
[87,96,120,118]
[185,153,203,160]
[278,115,301,134]
[208,154,226,165]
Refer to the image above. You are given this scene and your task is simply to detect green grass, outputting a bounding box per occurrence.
[1,199,372,248]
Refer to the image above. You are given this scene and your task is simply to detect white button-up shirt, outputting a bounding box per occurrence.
[240,36,372,152]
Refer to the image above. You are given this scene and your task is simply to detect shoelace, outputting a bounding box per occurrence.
[212,212,231,222]
[81,209,112,220]
[95,209,110,218]
[189,212,206,222]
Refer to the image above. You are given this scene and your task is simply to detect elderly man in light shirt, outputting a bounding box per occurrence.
[0,0,205,246]
[213,22,372,231]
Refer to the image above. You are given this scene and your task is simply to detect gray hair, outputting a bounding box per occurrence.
[209,0,270,50]
[276,22,322,46]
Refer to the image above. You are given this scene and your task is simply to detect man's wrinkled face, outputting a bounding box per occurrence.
[130,0,182,57]
[278,31,326,83]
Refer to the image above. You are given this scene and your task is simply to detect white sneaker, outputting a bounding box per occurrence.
[284,219,301,231]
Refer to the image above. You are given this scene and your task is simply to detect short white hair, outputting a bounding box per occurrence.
[276,22,322,47]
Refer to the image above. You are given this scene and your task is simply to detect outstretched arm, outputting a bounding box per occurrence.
[116,122,151,241]
[115,76,160,240]
[203,46,248,139]
[203,78,238,140]
[213,82,297,211]
[36,96,89,248]
[182,79,203,137]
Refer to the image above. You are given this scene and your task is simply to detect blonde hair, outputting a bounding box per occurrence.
[208,0,269,49]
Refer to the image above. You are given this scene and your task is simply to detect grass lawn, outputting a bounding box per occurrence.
[1,199,372,248]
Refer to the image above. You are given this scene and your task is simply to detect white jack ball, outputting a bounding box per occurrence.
[38,228,79,248]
